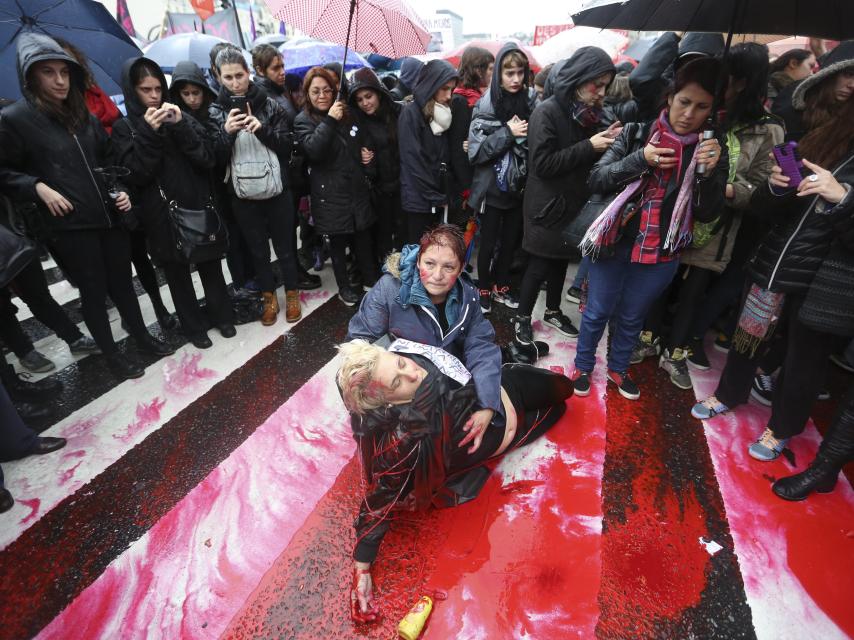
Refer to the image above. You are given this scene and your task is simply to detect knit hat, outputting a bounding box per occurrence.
[792,40,854,109]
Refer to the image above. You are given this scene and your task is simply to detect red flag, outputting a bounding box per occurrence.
[116,0,137,38]
[191,0,216,22]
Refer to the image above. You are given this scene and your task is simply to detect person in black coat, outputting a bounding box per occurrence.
[390,57,423,101]
[207,48,302,325]
[0,33,173,381]
[294,67,378,306]
[112,57,235,349]
[694,44,854,462]
[514,47,621,345]
[468,43,537,313]
[349,67,403,261]
[398,60,460,243]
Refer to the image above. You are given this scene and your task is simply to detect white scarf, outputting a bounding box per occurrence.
[388,339,471,386]
[429,102,452,135]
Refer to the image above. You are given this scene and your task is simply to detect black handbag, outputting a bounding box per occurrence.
[159,186,228,265]
[799,243,854,337]
[562,192,618,249]
[0,196,38,288]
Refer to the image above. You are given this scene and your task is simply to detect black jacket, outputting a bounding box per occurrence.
[348,68,402,195]
[587,120,729,250]
[207,81,293,196]
[398,60,459,213]
[293,109,376,235]
[468,43,537,211]
[254,76,298,126]
[389,57,423,101]
[112,57,216,263]
[0,33,119,234]
[747,152,854,294]
[448,94,475,191]
[522,47,615,260]
[169,60,216,123]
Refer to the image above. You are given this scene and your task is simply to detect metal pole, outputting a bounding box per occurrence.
[338,0,357,98]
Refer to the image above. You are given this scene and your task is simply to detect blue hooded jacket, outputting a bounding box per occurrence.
[347,245,503,415]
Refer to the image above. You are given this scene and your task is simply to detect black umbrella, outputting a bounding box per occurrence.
[572,0,854,42]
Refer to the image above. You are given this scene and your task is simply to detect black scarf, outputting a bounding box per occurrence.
[496,88,531,124]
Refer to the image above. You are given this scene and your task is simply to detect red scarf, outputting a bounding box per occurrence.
[453,86,483,108]
[85,85,121,134]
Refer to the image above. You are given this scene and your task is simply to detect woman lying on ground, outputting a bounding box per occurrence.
[337,338,574,621]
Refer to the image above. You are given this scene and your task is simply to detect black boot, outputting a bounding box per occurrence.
[132,333,176,357]
[105,353,145,380]
[297,268,321,291]
[155,307,180,332]
[773,393,854,501]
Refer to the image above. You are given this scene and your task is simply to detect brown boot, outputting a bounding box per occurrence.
[285,289,302,323]
[261,291,279,326]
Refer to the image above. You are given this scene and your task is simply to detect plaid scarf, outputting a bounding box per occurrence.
[571,100,603,128]
[581,111,701,263]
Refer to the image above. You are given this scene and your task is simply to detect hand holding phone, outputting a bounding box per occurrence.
[772,142,806,192]
[229,95,249,114]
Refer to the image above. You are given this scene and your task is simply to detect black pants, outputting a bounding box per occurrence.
[161,260,233,337]
[328,229,379,290]
[477,204,523,292]
[460,364,574,467]
[129,229,167,312]
[715,292,843,439]
[0,259,83,357]
[231,191,298,291]
[688,258,747,340]
[225,217,255,289]
[49,228,148,354]
[0,381,37,462]
[407,210,441,244]
[518,256,570,317]
[664,265,715,351]
[373,190,405,261]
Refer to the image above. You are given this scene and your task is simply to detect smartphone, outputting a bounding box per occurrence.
[160,109,176,123]
[656,130,682,159]
[772,141,806,187]
[229,95,248,114]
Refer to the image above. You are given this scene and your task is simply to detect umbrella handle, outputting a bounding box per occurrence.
[339,0,357,99]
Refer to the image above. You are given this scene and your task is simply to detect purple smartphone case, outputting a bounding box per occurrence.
[773,142,805,187]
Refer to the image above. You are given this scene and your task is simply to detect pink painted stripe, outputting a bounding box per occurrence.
[691,346,854,639]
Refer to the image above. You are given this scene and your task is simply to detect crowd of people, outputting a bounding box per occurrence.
[0,29,852,624]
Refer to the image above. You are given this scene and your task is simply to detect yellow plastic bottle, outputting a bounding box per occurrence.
[398,595,434,640]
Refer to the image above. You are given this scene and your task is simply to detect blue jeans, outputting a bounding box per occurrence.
[575,243,680,374]
[572,255,591,289]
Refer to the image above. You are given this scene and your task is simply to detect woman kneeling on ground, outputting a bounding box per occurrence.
[337,338,574,620]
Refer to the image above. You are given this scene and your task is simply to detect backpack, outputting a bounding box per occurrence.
[229,129,283,200]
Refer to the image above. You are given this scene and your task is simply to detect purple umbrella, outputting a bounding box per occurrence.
[279,38,371,76]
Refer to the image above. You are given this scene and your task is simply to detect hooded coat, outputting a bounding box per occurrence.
[293,104,377,235]
[398,60,460,213]
[111,57,216,263]
[207,79,293,196]
[467,43,538,212]
[522,47,615,259]
[390,57,423,101]
[0,33,118,233]
[169,60,216,122]
[346,246,502,419]
[348,67,403,195]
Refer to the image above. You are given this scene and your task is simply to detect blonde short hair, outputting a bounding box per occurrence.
[336,340,387,414]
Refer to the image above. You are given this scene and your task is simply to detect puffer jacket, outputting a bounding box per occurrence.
[348,68,403,195]
[347,245,502,417]
[111,57,216,263]
[398,60,460,213]
[522,46,616,260]
[207,80,293,195]
[0,33,120,233]
[747,150,854,293]
[293,109,376,235]
[468,42,537,212]
[681,116,785,273]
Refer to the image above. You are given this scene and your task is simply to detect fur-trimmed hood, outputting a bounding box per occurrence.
[792,40,854,109]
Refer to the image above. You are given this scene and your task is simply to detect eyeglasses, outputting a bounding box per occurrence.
[309,88,334,97]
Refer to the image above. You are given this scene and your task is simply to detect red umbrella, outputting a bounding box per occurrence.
[263,0,431,58]
[443,40,541,73]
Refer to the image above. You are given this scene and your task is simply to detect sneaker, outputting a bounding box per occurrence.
[630,331,660,364]
[68,336,101,355]
[570,368,591,397]
[19,350,56,373]
[713,332,731,353]
[492,285,519,309]
[748,427,790,461]
[750,372,774,407]
[565,286,583,304]
[659,347,692,390]
[691,396,729,420]
[829,352,854,374]
[338,287,361,307]
[607,370,640,400]
[513,315,534,345]
[686,339,710,370]
[479,289,492,315]
[543,310,579,338]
